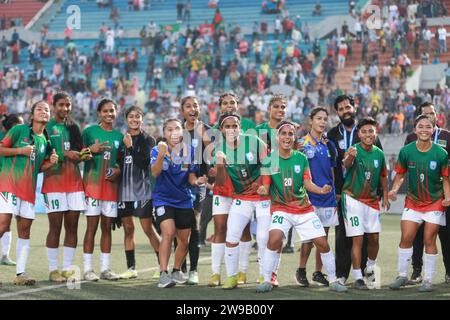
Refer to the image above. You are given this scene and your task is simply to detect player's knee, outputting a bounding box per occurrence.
[256,232,268,246]
[226,230,241,245]
[215,223,227,237]
[123,223,135,237]
[267,237,281,251]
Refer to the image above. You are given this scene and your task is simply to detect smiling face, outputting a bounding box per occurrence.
[414,117,434,142]
[32,101,51,124]
[220,117,240,143]
[53,97,71,122]
[277,125,296,151]
[310,110,328,135]
[164,120,183,147]
[269,99,286,122]
[98,102,117,125]
[126,110,143,131]
[181,97,200,125]
[220,94,239,113]
[358,124,377,147]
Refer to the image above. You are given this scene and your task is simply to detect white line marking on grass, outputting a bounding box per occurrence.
[0,257,212,298]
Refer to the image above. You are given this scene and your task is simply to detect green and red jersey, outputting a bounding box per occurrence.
[255,122,277,152]
[82,125,124,201]
[261,150,314,214]
[395,142,449,212]
[342,143,387,210]
[0,124,49,204]
[42,119,84,193]
[214,134,268,200]
[213,172,234,197]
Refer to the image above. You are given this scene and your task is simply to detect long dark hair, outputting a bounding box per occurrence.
[30,100,52,156]
[2,113,22,132]
[53,92,83,151]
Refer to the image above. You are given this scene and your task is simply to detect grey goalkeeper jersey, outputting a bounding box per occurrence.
[118,131,155,202]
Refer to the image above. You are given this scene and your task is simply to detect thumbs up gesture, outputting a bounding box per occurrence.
[50,148,59,164]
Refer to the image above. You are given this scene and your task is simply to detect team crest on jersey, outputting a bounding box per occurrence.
[23,137,28,143]
[408,161,415,168]
[374,160,379,168]
[162,160,169,171]
[430,161,437,170]
[312,219,322,229]
[294,165,301,173]
[114,140,119,149]
[365,171,371,180]
[246,152,254,161]
[261,201,270,208]
[192,138,199,148]
[305,148,315,159]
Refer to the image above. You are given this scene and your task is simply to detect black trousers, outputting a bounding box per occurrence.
[335,199,369,279]
[411,207,450,275]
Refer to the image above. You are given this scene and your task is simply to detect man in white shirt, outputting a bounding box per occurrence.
[354,18,362,42]
[438,25,447,54]
[423,27,432,52]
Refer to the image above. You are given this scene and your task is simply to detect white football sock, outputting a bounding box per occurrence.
[83,253,93,273]
[46,247,59,272]
[352,268,363,280]
[62,246,76,271]
[367,258,377,272]
[1,231,12,257]
[238,241,251,273]
[211,243,225,275]
[398,247,413,277]
[262,248,279,283]
[100,253,110,272]
[320,250,337,283]
[225,246,239,277]
[424,253,438,282]
[16,238,30,275]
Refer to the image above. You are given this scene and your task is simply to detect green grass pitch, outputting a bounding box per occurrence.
[0,214,449,300]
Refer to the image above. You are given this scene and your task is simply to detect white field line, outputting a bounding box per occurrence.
[0,256,212,298]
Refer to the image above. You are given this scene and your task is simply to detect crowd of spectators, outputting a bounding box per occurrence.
[0,0,449,140]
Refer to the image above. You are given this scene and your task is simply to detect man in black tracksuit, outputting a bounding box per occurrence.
[327,95,383,283]
[404,102,450,284]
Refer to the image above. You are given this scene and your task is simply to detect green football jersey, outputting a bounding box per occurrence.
[241,117,256,133]
[42,119,84,193]
[82,125,124,201]
[255,122,278,152]
[342,143,387,209]
[396,142,448,212]
[0,124,49,203]
[214,134,267,199]
[262,150,314,214]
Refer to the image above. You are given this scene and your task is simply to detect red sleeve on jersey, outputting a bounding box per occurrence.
[380,167,388,177]
[442,166,449,177]
[303,169,312,180]
[1,136,12,147]
[395,163,407,174]
[261,175,271,185]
